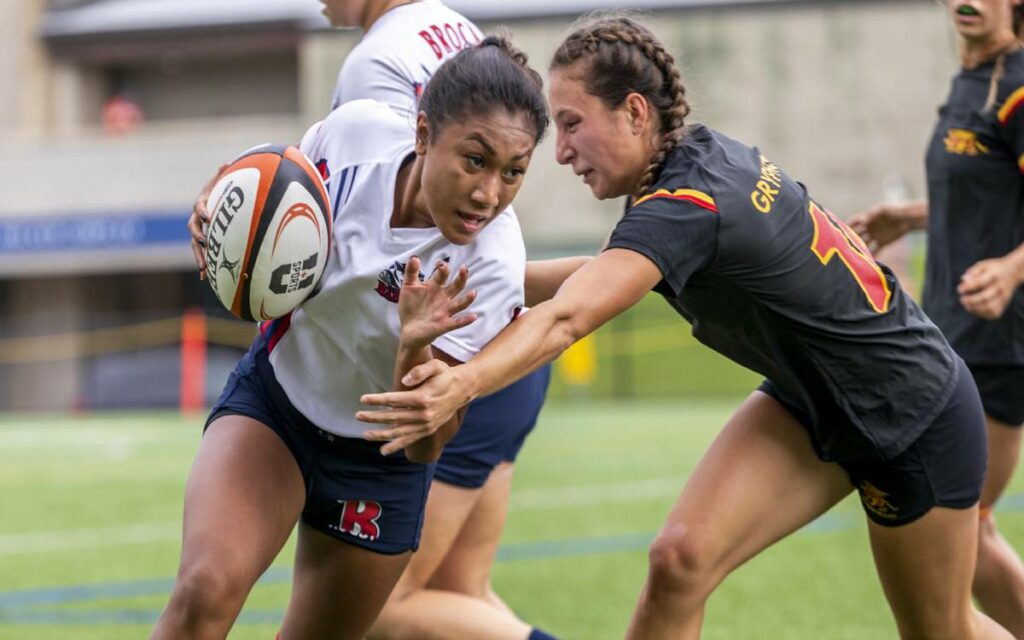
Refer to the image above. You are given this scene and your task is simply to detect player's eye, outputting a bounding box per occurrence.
[503,166,526,180]
[466,154,485,169]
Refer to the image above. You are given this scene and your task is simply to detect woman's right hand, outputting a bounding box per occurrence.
[847,203,912,254]
[188,163,229,280]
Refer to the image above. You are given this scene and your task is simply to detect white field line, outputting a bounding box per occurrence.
[0,477,685,556]
[0,522,180,556]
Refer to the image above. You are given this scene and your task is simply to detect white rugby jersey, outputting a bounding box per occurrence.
[270,99,526,438]
[329,0,482,119]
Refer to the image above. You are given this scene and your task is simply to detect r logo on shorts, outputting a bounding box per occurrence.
[334,500,383,541]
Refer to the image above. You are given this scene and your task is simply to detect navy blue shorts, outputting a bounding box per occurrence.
[967,363,1024,427]
[206,332,433,555]
[760,357,987,527]
[434,365,552,489]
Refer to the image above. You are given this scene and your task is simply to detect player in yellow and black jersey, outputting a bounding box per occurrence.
[853,1,1024,634]
[358,14,1014,640]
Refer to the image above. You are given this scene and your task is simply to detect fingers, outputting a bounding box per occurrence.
[442,312,478,334]
[190,163,229,279]
[363,423,422,440]
[960,285,1006,320]
[357,390,420,410]
[188,209,208,278]
[356,402,414,422]
[961,296,1000,320]
[363,424,433,457]
[191,240,207,280]
[957,266,994,295]
[430,260,450,286]
[847,215,868,236]
[445,264,469,296]
[401,359,449,387]
[447,289,477,316]
[380,434,421,457]
[403,255,422,287]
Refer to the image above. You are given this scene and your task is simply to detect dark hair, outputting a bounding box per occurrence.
[551,15,690,198]
[419,34,549,144]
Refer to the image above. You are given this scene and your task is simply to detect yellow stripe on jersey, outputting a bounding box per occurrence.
[632,188,718,213]
[1018,153,1024,174]
[998,86,1024,125]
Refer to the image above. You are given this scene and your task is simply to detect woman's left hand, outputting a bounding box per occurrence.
[397,256,477,350]
[958,257,1020,320]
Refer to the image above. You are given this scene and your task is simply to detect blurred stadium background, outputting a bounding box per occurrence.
[3,1,1008,638]
[0,0,949,411]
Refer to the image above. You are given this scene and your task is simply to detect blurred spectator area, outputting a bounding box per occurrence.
[0,0,951,410]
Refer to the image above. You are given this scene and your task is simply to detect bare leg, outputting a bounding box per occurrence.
[869,505,1012,639]
[369,463,533,640]
[973,415,1024,637]
[625,392,853,640]
[280,523,411,640]
[429,462,514,600]
[152,417,305,640]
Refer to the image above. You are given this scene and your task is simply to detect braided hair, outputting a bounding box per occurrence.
[551,15,690,198]
[420,33,549,144]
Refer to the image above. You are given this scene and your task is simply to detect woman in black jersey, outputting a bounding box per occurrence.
[852,0,1024,634]
[358,14,1012,639]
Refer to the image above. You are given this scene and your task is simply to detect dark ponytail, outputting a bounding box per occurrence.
[419,34,549,144]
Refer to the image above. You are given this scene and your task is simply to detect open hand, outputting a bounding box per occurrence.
[398,256,477,350]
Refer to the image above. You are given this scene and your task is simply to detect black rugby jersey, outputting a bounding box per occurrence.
[924,48,1024,367]
[607,125,957,462]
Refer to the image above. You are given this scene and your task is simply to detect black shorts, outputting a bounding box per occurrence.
[759,357,987,527]
[206,335,434,555]
[967,363,1024,427]
[434,365,551,489]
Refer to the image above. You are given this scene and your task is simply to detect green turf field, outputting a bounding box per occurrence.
[2,401,1022,639]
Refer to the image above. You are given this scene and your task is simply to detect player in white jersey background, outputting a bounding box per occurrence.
[155,36,551,640]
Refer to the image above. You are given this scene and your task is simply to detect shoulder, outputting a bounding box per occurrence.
[304,99,414,165]
[364,0,480,51]
[637,126,724,214]
[996,50,1024,125]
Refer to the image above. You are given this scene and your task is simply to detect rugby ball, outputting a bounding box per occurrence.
[203,144,331,321]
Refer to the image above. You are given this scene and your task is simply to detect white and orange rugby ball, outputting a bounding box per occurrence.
[203,144,331,322]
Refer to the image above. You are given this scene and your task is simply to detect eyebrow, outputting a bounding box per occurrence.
[466,133,531,162]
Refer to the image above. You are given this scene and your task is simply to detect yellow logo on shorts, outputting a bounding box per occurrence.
[944,129,989,156]
[859,480,899,520]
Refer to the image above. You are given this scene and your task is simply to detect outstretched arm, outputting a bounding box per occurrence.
[357,248,663,455]
[524,256,592,306]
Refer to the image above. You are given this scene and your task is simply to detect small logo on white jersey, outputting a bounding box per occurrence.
[375,260,424,303]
